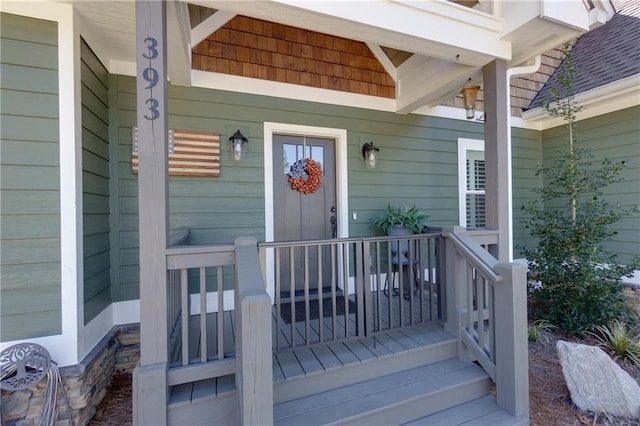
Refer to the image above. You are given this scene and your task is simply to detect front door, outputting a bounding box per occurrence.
[273,134,336,293]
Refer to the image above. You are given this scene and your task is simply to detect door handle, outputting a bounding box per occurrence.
[330,215,337,238]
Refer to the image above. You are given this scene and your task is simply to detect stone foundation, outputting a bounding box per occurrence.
[0,324,140,426]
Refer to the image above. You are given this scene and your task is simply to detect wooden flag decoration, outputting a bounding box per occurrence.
[132,128,220,177]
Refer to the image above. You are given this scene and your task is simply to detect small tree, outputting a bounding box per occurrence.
[521,44,640,336]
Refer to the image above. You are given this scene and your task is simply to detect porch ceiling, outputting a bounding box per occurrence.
[66,0,604,114]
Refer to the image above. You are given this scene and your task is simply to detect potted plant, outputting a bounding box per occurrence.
[370,204,429,235]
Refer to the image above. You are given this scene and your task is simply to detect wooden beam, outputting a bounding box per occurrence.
[395,56,473,114]
[191,10,236,47]
[483,60,510,262]
[167,0,192,86]
[132,1,169,425]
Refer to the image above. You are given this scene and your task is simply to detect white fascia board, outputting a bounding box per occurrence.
[277,0,509,64]
[521,74,640,129]
[200,0,510,66]
[191,69,396,111]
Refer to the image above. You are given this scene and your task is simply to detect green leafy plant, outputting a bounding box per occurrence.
[520,44,640,336]
[587,320,640,367]
[370,204,429,234]
[527,319,557,342]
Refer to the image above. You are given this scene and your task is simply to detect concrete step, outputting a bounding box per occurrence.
[274,358,491,426]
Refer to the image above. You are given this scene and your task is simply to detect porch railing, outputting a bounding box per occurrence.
[443,227,529,418]
[166,243,236,386]
[259,233,444,349]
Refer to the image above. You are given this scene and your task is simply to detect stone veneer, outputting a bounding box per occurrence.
[0,324,140,425]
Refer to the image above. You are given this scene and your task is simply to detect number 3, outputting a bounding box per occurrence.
[143,37,158,60]
[145,98,159,121]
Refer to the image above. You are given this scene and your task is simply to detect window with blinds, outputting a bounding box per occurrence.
[465,151,486,228]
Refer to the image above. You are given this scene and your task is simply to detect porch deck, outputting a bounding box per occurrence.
[168,289,450,406]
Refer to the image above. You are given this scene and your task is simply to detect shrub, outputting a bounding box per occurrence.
[520,44,639,336]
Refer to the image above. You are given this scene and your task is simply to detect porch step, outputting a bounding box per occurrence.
[274,324,458,404]
[273,358,491,426]
[403,395,529,426]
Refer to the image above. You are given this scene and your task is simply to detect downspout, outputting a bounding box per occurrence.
[506,55,541,262]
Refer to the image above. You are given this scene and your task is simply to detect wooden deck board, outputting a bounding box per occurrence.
[309,344,343,371]
[170,291,450,405]
[290,346,324,375]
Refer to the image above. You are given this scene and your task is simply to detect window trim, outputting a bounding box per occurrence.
[457,138,485,227]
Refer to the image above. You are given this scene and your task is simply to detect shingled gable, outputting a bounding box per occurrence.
[528,0,640,110]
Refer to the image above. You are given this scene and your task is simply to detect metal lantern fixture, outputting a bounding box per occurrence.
[362,141,380,169]
[461,79,481,120]
[229,129,248,161]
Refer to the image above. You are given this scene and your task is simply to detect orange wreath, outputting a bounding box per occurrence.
[288,158,322,194]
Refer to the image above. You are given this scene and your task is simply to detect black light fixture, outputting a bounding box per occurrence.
[229,129,248,161]
[461,78,481,120]
[362,141,380,169]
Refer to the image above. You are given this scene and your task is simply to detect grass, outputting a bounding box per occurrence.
[587,319,640,367]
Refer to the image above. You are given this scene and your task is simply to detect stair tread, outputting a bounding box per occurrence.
[403,395,528,426]
[274,358,489,425]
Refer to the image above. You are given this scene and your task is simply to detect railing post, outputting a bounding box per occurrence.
[234,237,273,426]
[493,262,529,418]
[442,227,468,340]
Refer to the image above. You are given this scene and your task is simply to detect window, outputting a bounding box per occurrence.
[458,139,485,228]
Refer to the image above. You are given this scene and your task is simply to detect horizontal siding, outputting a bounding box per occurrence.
[0,13,61,341]
[112,74,545,301]
[540,105,640,265]
[81,38,111,323]
[512,127,542,258]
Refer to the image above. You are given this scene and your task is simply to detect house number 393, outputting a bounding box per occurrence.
[142,37,160,121]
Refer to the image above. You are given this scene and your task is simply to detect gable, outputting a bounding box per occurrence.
[192,15,396,99]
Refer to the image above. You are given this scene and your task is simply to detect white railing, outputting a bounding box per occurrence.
[444,227,529,418]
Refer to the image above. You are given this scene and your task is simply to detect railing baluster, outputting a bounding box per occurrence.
[289,247,296,347]
[181,268,189,366]
[356,240,365,337]
[477,275,486,354]
[375,242,382,333]
[304,245,310,345]
[467,264,474,340]
[275,247,281,350]
[217,266,224,360]
[317,244,324,343]
[342,241,349,338]
[200,267,207,362]
[331,244,337,341]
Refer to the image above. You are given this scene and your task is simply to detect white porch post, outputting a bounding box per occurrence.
[483,60,510,262]
[132,2,170,425]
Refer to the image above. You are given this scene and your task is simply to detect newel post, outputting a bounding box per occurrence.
[442,227,467,337]
[234,237,273,425]
[493,262,529,417]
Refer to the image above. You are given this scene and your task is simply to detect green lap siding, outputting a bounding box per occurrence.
[110,74,541,301]
[81,39,111,323]
[540,105,640,265]
[0,13,61,341]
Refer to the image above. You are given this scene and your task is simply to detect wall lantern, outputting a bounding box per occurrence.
[362,141,380,169]
[229,129,248,161]
[461,79,481,120]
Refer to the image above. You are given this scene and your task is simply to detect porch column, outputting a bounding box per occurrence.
[132,2,170,425]
[483,60,510,262]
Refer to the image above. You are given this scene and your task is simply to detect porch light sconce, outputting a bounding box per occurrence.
[229,129,248,161]
[362,141,380,169]
[461,79,481,120]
